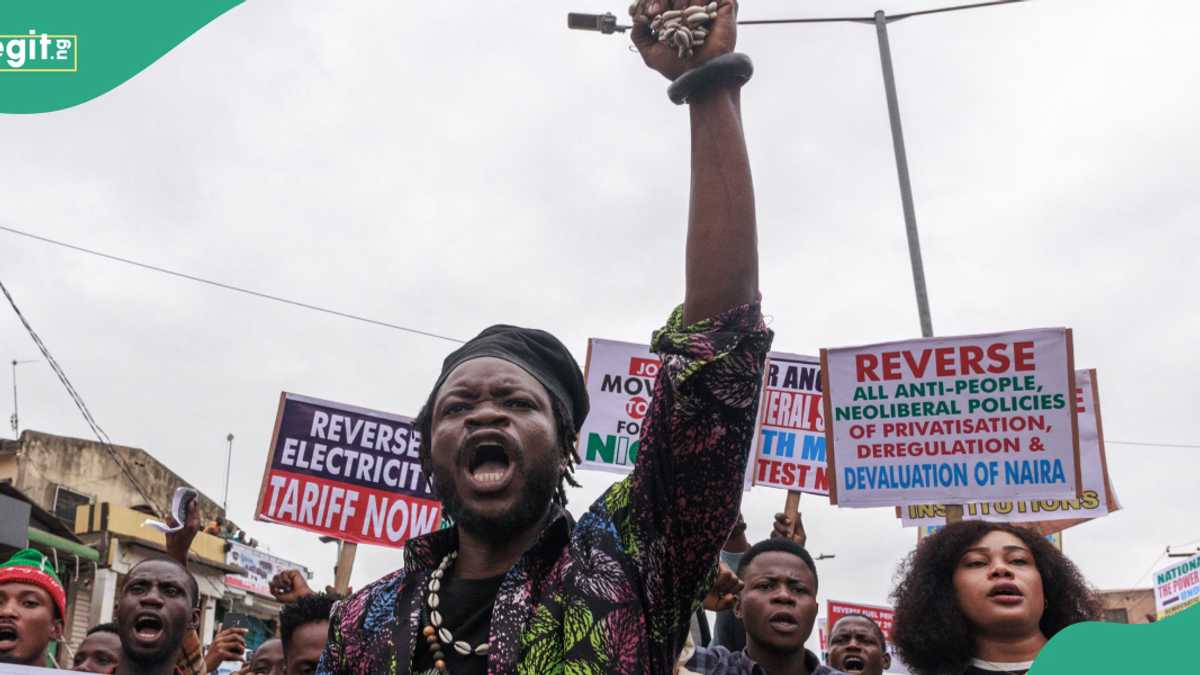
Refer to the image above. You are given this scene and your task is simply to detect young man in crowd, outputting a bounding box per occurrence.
[279,594,335,675]
[683,539,846,675]
[73,623,122,673]
[245,638,283,675]
[0,547,66,669]
[826,614,891,675]
[317,1,772,672]
[114,558,199,675]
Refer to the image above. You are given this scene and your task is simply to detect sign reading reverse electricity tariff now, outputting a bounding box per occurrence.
[1154,552,1200,620]
[752,352,829,495]
[254,393,440,548]
[899,369,1119,533]
[822,328,1081,507]
[578,338,662,474]
[826,600,908,674]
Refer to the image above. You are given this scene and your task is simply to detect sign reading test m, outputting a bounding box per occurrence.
[822,328,1081,507]
[254,393,440,548]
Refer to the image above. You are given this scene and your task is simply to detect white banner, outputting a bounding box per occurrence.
[1154,553,1200,620]
[577,338,660,474]
[225,541,313,598]
[751,352,830,495]
[822,328,1081,507]
[898,369,1119,532]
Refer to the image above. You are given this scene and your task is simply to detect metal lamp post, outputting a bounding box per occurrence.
[568,0,1029,340]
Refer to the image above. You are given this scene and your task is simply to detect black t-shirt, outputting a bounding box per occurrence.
[413,573,505,675]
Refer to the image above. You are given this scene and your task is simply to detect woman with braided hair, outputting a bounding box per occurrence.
[317,1,774,673]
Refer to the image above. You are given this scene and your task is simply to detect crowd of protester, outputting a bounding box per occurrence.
[0,502,1099,675]
[0,1,1107,672]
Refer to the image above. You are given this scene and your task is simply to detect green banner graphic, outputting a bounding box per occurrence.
[0,0,243,114]
[1032,602,1198,673]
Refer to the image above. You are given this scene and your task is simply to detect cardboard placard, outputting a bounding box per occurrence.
[898,369,1119,533]
[254,392,439,548]
[1154,553,1200,620]
[577,338,660,475]
[822,328,1081,507]
[751,352,829,495]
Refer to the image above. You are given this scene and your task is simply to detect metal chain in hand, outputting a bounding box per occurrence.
[630,1,721,58]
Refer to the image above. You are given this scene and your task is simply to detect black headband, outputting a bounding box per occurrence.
[431,325,589,432]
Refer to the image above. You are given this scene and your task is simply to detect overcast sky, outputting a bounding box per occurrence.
[2,0,1197,650]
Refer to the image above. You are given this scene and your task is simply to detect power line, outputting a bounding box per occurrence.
[0,278,164,517]
[0,224,465,345]
[737,0,1029,26]
[1130,549,1165,588]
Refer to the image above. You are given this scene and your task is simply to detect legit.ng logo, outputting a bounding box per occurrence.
[0,30,77,72]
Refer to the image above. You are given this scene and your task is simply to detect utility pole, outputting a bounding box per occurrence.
[223,433,234,513]
[567,0,1028,342]
[10,359,38,436]
[569,0,1029,525]
[874,10,933,339]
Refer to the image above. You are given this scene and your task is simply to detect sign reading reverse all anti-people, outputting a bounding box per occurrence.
[899,369,1119,532]
[254,392,439,548]
[821,328,1082,507]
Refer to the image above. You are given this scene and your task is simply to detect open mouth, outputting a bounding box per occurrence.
[767,611,800,633]
[0,625,18,649]
[842,656,866,672]
[464,436,516,492]
[988,582,1024,604]
[133,614,165,642]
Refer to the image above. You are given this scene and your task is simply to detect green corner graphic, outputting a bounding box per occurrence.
[1032,602,1198,673]
[0,0,243,114]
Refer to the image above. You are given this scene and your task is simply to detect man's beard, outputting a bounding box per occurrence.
[434,452,559,545]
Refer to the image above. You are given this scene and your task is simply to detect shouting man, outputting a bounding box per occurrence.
[827,614,891,675]
[115,558,199,675]
[0,548,66,669]
[318,0,772,672]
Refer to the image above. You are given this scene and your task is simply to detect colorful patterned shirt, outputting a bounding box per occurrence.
[318,302,772,675]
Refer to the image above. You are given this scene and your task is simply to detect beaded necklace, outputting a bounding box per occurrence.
[420,551,491,675]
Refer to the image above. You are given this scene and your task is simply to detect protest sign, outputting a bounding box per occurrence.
[899,369,1119,533]
[752,352,829,495]
[577,338,660,474]
[822,328,1081,507]
[225,541,312,597]
[1154,553,1200,620]
[826,600,907,674]
[254,392,440,548]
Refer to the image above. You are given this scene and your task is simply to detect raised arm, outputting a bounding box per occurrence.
[683,85,756,324]
[632,0,757,324]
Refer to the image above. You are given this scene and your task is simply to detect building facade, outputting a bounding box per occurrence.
[0,429,310,658]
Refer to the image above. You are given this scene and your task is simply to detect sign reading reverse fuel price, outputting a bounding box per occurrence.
[822,328,1082,507]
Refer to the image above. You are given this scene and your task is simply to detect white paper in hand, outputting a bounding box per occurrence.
[142,486,198,533]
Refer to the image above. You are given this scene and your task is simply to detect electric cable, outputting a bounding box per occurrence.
[0,224,465,344]
[1,278,165,517]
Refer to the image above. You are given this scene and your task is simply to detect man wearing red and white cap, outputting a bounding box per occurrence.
[0,547,67,668]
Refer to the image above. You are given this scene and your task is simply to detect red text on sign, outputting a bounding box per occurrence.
[855,341,1036,382]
